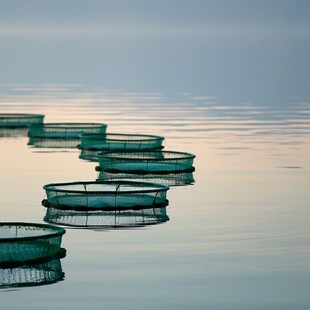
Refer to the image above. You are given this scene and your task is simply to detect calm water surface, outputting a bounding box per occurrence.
[0,85,310,309]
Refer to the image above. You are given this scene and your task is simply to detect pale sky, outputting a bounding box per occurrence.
[0,0,309,106]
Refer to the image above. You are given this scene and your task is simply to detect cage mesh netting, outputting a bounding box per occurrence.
[0,223,65,267]
[80,133,164,151]
[0,257,65,289]
[97,170,195,187]
[28,137,80,149]
[28,123,107,139]
[0,114,44,128]
[97,151,196,173]
[43,181,169,210]
[44,206,169,228]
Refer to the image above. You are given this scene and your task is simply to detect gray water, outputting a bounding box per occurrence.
[0,1,310,308]
[0,85,309,309]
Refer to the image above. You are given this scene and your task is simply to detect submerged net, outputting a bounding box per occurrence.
[0,127,29,138]
[0,223,65,267]
[0,114,44,128]
[28,123,107,139]
[80,133,164,151]
[43,181,169,210]
[97,170,195,187]
[79,148,102,162]
[0,256,65,289]
[97,151,196,173]
[28,137,80,148]
[44,206,169,228]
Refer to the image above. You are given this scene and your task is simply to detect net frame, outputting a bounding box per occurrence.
[0,113,44,128]
[28,122,107,139]
[0,222,66,267]
[96,150,196,173]
[79,133,164,151]
[43,180,169,211]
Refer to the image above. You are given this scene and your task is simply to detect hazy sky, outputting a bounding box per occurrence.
[0,0,309,105]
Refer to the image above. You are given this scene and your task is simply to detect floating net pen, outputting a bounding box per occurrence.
[97,170,195,187]
[0,257,65,289]
[80,133,164,151]
[96,151,196,173]
[28,137,80,149]
[0,113,44,128]
[42,181,169,211]
[0,223,65,267]
[44,206,169,228]
[28,123,107,139]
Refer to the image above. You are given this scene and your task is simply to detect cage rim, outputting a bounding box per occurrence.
[97,150,196,161]
[80,132,164,142]
[43,180,169,194]
[0,222,65,243]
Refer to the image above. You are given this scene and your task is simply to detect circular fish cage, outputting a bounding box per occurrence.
[97,170,195,187]
[44,206,169,228]
[96,151,196,173]
[0,256,65,289]
[28,123,107,139]
[0,113,44,128]
[42,181,169,210]
[79,133,164,151]
[0,223,65,267]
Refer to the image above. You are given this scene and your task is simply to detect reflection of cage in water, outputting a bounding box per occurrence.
[0,256,65,289]
[28,123,107,139]
[0,127,29,138]
[0,223,66,267]
[80,133,164,151]
[79,148,102,162]
[97,170,195,187]
[28,137,80,148]
[0,113,44,128]
[96,151,196,173]
[44,206,169,228]
[43,181,169,211]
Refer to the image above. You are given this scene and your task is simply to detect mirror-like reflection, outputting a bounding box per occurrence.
[28,137,80,149]
[0,254,65,289]
[97,170,195,187]
[44,206,169,228]
[79,148,101,162]
[0,127,29,138]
